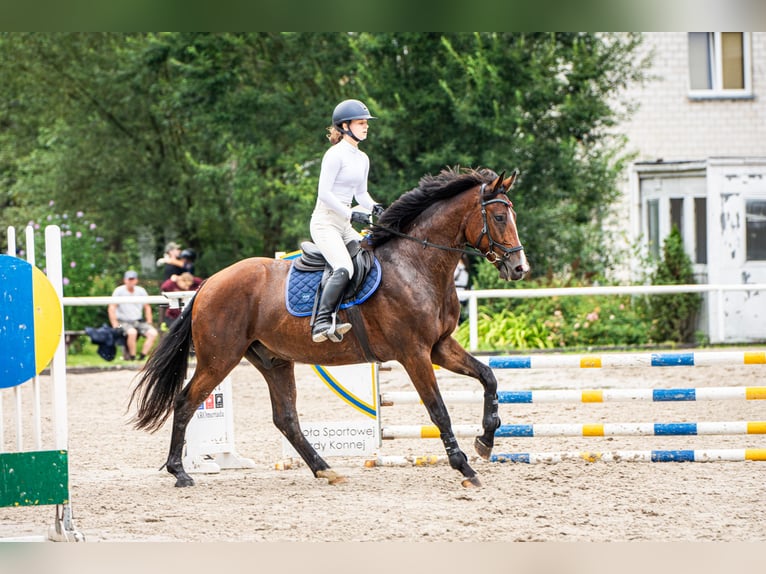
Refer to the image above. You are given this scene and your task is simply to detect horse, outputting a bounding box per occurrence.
[129,166,530,488]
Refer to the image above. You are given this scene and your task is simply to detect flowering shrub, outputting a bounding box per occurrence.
[23,203,140,333]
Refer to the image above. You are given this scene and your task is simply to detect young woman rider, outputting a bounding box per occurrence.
[309,99,385,343]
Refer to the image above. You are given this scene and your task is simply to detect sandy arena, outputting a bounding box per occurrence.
[1,354,765,542]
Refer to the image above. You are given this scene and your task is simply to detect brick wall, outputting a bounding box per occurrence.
[618,32,766,161]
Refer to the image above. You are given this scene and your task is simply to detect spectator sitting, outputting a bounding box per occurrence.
[108,270,158,361]
[160,271,202,329]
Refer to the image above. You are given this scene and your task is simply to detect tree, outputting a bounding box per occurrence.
[0,32,648,282]
[643,226,702,344]
[349,33,648,281]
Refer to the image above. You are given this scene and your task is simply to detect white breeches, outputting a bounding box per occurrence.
[310,205,362,279]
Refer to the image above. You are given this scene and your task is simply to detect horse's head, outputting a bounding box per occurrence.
[465,169,529,281]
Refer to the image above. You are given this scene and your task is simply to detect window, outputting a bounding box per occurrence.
[670,198,683,237]
[746,199,766,261]
[694,198,708,265]
[688,32,752,98]
[639,172,708,269]
[647,198,660,259]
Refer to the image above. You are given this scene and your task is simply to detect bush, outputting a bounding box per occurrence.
[457,258,652,351]
[640,226,702,344]
[455,292,651,351]
[454,307,554,351]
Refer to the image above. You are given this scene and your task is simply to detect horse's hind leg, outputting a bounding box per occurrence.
[245,348,345,485]
[165,366,231,487]
[431,336,501,460]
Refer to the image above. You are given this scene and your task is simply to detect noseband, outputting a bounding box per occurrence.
[473,183,525,263]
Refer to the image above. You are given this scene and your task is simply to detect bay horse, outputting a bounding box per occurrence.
[129,167,529,488]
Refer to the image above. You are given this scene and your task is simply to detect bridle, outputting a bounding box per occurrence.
[474,183,525,263]
[369,183,525,262]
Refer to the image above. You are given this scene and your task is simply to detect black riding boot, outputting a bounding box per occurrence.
[312,268,352,343]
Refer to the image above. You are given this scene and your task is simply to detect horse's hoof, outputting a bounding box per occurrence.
[317,469,347,485]
[174,475,195,487]
[461,476,482,488]
[474,437,492,460]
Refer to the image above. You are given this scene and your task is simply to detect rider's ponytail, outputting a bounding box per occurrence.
[326,125,343,145]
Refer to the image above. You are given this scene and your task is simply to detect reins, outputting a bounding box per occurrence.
[369,183,525,262]
[369,222,485,258]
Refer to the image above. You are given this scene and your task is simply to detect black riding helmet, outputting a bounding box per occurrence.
[332,99,376,142]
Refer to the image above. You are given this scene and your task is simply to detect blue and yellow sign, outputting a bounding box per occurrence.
[0,254,62,388]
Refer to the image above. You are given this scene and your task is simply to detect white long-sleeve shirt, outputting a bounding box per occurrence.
[315,140,376,218]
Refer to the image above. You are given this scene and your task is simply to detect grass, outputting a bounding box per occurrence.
[65,335,156,369]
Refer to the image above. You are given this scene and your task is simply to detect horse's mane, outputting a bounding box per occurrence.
[368,167,497,248]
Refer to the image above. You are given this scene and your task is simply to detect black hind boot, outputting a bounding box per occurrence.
[311,268,352,343]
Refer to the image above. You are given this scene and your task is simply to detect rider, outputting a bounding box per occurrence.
[310,98,385,343]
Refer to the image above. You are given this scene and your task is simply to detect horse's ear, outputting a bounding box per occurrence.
[502,169,519,194]
[490,171,506,194]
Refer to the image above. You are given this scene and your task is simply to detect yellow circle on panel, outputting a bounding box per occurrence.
[32,265,63,373]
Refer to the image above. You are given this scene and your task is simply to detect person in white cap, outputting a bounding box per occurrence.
[108,270,158,360]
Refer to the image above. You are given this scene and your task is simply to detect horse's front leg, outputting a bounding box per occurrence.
[431,336,501,460]
[401,353,481,488]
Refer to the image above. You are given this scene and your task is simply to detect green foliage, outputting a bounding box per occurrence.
[0,32,649,281]
[454,308,553,351]
[458,229,699,351]
[540,295,650,348]
[641,226,702,344]
[22,204,142,331]
[352,32,647,279]
[454,283,651,351]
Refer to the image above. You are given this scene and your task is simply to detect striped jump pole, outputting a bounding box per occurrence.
[482,350,766,369]
[382,386,766,406]
[382,421,766,439]
[490,449,766,463]
[365,350,766,468]
[367,448,766,467]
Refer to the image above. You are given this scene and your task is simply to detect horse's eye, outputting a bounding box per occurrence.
[493,214,505,223]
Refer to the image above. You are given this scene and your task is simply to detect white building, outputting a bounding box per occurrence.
[617,32,766,343]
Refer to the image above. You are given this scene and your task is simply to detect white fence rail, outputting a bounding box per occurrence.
[63,292,193,309]
[62,283,766,352]
[459,283,766,352]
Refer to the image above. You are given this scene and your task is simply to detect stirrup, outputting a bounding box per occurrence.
[326,321,352,343]
[312,329,329,343]
[312,315,352,343]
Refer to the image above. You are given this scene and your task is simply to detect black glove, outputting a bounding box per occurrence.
[350,211,372,225]
[372,203,386,217]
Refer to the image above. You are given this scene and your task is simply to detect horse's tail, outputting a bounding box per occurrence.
[129,294,196,432]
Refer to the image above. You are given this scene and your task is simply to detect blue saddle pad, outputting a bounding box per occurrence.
[285,258,382,317]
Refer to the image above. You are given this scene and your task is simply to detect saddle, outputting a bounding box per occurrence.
[285,240,381,318]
